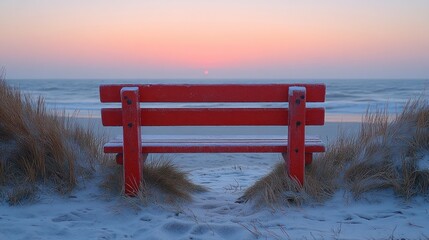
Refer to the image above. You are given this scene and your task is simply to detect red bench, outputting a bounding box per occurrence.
[100,84,326,196]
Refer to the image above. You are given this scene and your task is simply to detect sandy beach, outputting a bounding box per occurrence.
[1,116,428,240]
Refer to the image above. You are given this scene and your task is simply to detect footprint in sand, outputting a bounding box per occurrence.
[162,221,193,235]
[52,214,79,222]
[190,224,212,235]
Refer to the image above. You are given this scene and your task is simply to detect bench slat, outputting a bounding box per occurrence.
[101,107,325,126]
[100,84,326,103]
[104,135,325,153]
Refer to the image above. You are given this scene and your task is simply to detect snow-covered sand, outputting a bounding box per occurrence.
[1,119,428,240]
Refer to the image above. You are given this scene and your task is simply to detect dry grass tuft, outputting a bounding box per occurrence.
[0,78,104,204]
[236,162,305,207]
[6,184,37,206]
[239,133,358,206]
[143,159,207,200]
[101,156,206,203]
[345,98,429,199]
[241,97,429,206]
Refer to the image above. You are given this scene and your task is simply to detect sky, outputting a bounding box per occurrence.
[1,0,429,79]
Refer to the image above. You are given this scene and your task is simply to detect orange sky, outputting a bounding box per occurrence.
[1,1,429,78]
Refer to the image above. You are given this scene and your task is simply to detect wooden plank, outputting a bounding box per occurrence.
[100,84,326,103]
[105,135,324,144]
[104,144,325,153]
[103,137,325,153]
[104,143,325,153]
[101,107,325,126]
[120,87,143,196]
[286,87,306,186]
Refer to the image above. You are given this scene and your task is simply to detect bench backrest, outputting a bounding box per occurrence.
[99,84,326,127]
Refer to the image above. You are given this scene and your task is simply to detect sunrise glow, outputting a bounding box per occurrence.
[1,1,428,79]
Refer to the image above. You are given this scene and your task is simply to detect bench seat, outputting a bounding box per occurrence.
[104,135,325,153]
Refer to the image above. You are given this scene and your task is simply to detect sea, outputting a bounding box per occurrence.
[4,79,429,121]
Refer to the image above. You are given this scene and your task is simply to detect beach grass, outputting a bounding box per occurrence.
[101,155,206,203]
[240,97,429,206]
[0,78,103,204]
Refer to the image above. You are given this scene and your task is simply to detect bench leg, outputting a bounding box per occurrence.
[116,153,123,165]
[121,87,142,196]
[305,153,313,165]
[287,87,306,186]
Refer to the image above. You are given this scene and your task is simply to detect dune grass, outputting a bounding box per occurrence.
[0,78,104,204]
[0,79,102,204]
[240,97,429,206]
[101,155,206,203]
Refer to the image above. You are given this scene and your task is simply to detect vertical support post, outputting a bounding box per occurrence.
[287,87,306,185]
[116,153,123,165]
[305,153,313,165]
[121,87,142,196]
